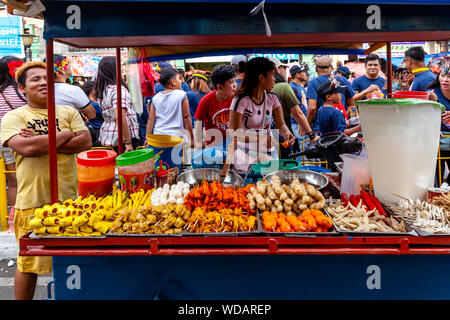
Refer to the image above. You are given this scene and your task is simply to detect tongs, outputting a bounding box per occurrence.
[220,136,238,184]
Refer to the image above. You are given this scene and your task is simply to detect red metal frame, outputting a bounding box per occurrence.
[386,41,393,98]
[39,21,450,259]
[115,48,123,155]
[45,42,124,195]
[54,31,450,49]
[19,233,450,256]
[46,39,58,204]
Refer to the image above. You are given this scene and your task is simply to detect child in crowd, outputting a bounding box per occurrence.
[316,79,361,137]
[187,73,211,127]
[82,80,104,147]
[194,65,236,148]
[146,68,193,146]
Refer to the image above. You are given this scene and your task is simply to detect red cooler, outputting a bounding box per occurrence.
[77,149,117,197]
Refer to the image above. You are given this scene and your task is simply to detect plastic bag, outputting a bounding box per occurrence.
[126,48,143,114]
[359,143,368,159]
[191,146,226,169]
[340,153,371,195]
[126,66,143,114]
[138,48,158,97]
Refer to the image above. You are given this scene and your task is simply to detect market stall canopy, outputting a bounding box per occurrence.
[43,0,450,60]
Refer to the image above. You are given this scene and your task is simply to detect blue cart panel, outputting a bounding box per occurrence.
[53,255,450,300]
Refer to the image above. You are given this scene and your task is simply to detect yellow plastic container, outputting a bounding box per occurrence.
[147,134,184,170]
[147,134,183,148]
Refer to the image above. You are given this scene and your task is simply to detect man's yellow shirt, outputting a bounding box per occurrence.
[1,104,88,210]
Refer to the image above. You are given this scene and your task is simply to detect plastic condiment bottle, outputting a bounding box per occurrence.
[155,161,169,188]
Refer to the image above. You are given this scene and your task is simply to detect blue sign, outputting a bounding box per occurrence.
[0,17,23,58]
[253,53,299,61]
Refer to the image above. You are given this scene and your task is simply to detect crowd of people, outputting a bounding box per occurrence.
[0,45,449,299]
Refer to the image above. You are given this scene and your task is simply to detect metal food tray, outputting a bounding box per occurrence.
[177,168,244,187]
[107,212,263,237]
[264,170,329,191]
[182,213,263,237]
[106,231,185,237]
[413,229,450,237]
[30,232,107,239]
[258,209,340,237]
[386,204,450,237]
[324,201,418,237]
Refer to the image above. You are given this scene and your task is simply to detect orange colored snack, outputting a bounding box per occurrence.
[184,180,251,212]
[262,211,277,231]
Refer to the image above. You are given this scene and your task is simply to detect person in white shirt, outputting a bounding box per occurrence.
[51,55,96,121]
[146,68,194,147]
[94,56,140,153]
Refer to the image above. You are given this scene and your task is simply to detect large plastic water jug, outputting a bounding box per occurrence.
[356,98,444,204]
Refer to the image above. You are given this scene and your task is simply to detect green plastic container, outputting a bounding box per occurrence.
[251,159,301,176]
[116,149,158,193]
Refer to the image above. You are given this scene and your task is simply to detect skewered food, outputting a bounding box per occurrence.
[151,182,191,207]
[262,209,333,232]
[184,180,254,212]
[247,176,325,215]
[430,192,450,214]
[327,198,407,233]
[109,203,190,235]
[30,187,153,236]
[185,207,257,233]
[387,197,450,234]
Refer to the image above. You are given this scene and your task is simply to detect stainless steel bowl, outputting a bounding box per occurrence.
[264,169,329,190]
[176,168,244,187]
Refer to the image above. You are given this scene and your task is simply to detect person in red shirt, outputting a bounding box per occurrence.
[334,101,349,124]
[194,65,236,148]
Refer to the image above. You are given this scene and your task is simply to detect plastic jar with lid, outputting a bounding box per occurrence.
[77,149,117,197]
[116,149,158,193]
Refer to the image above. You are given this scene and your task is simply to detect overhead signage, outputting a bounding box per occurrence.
[0,16,24,58]
[253,53,299,61]
[362,42,427,58]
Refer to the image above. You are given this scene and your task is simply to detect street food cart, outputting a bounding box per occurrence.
[18,0,450,299]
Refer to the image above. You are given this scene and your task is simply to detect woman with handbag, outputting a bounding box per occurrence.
[0,56,27,208]
[228,57,295,174]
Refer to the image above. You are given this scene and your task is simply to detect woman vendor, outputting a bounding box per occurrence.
[228,57,296,174]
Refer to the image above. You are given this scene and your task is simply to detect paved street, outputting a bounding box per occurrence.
[0,232,53,300]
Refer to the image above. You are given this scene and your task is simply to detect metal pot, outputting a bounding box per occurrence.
[264,169,329,190]
[176,168,244,187]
